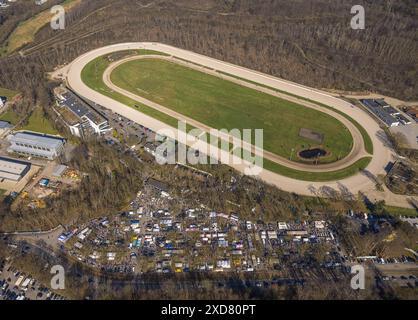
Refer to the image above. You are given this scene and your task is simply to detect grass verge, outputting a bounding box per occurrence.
[4,0,81,54]
[19,107,59,135]
[0,109,20,124]
[263,157,372,182]
[384,205,418,217]
[0,87,19,100]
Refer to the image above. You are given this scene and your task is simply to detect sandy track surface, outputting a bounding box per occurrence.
[63,42,416,208]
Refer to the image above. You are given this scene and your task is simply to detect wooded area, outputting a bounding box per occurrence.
[0,0,417,103]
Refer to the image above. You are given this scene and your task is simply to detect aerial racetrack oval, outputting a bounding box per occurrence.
[107,55,355,165]
[63,42,394,198]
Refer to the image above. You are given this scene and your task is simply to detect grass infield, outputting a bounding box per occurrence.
[81,51,372,181]
[110,58,354,164]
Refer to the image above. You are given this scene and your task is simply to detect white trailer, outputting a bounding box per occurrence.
[21,278,31,288]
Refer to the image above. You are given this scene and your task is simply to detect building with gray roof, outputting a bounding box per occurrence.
[360,99,400,127]
[0,156,31,181]
[7,131,66,160]
[0,120,12,133]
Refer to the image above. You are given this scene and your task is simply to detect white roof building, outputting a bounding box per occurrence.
[278,222,288,230]
[0,156,31,181]
[314,220,326,229]
[0,120,12,132]
[7,131,65,160]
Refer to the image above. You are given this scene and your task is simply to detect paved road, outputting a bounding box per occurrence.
[2,225,64,251]
[62,42,416,208]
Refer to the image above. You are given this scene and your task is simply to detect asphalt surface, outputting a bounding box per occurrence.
[61,42,417,208]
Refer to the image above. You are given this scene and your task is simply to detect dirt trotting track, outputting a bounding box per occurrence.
[104,54,369,172]
[62,42,417,208]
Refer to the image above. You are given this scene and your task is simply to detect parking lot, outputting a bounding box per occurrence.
[0,260,65,301]
[390,123,418,150]
[93,102,154,145]
[376,263,418,288]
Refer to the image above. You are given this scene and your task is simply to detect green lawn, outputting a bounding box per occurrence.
[110,58,354,163]
[0,87,18,100]
[263,157,372,182]
[219,71,374,155]
[384,205,418,217]
[19,107,59,135]
[82,54,192,130]
[0,109,20,124]
[3,0,81,55]
[81,53,372,181]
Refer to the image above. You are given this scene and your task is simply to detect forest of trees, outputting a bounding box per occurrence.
[0,0,66,48]
[0,0,417,103]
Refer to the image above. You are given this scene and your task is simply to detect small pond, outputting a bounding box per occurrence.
[298,148,327,159]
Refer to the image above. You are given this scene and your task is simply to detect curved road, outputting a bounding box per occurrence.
[62,42,416,208]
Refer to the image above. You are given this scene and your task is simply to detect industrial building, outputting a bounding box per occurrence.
[54,88,111,137]
[0,156,31,181]
[7,131,66,160]
[360,99,400,127]
[0,120,12,134]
